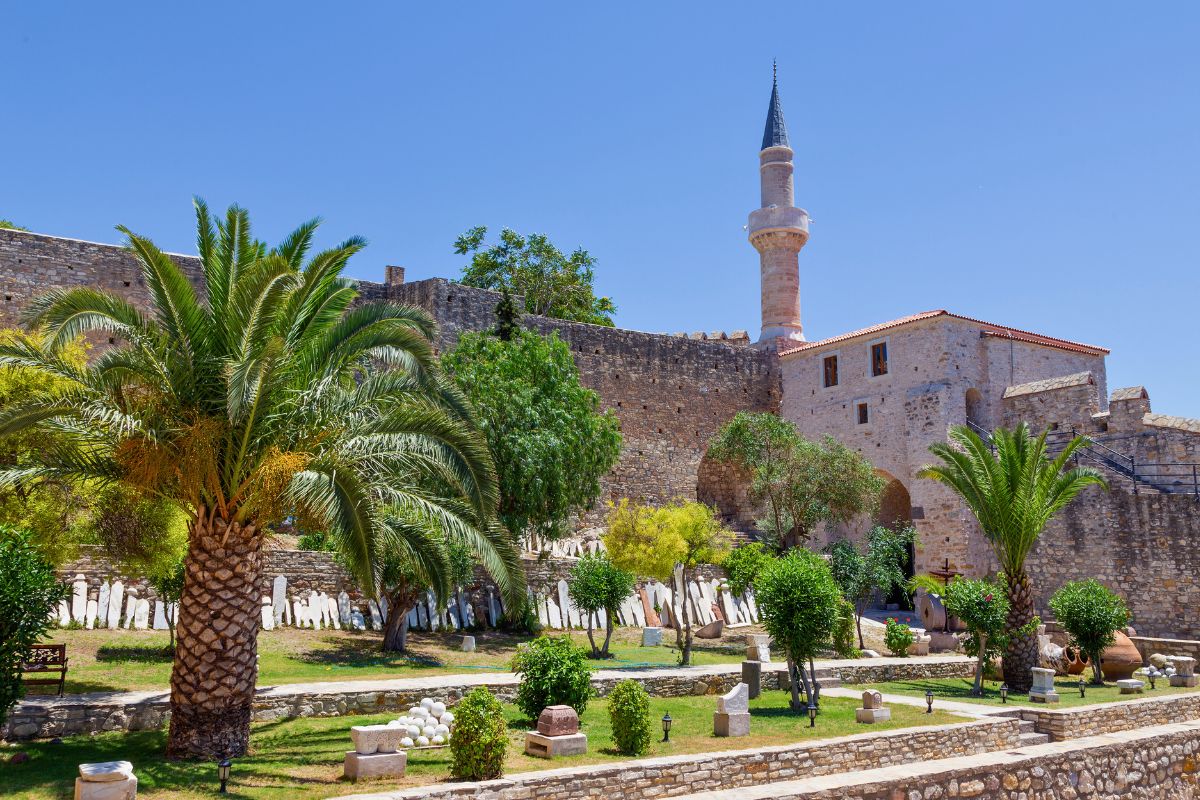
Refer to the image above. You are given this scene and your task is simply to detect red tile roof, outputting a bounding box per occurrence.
[778,310,1109,357]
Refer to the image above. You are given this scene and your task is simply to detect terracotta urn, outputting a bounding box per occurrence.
[1063,646,1090,676]
[1100,631,1142,681]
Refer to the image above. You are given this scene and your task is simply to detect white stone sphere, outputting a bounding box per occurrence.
[387,720,402,727]
[440,711,454,724]
[422,724,436,738]
[432,734,445,745]
[406,725,421,738]
[416,735,430,747]
[413,707,430,719]
[435,723,449,736]
[400,736,415,748]
[420,697,434,710]
[431,701,447,717]
[408,706,422,717]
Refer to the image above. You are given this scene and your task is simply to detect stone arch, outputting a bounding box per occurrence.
[965,387,985,430]
[874,470,915,601]
[696,454,757,536]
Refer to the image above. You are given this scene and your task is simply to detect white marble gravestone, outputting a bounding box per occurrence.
[261,598,275,630]
[292,598,306,628]
[58,599,71,627]
[327,596,341,630]
[338,591,352,626]
[368,599,383,630]
[133,598,150,629]
[97,581,111,628]
[124,591,138,629]
[106,581,124,629]
[272,576,287,626]
[84,599,98,629]
[71,574,88,623]
[714,682,750,736]
[152,601,168,630]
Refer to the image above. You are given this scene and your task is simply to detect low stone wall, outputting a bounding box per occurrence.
[679,720,1200,800]
[1133,635,1200,664]
[3,657,973,741]
[340,718,1019,800]
[1018,691,1200,741]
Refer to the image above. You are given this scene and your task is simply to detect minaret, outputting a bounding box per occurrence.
[749,64,809,345]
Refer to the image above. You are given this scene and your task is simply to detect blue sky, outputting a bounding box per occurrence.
[4,3,1198,415]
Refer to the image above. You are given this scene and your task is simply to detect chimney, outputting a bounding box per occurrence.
[384,265,406,287]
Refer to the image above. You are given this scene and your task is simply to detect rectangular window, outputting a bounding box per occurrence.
[857,402,869,425]
[871,342,888,376]
[822,355,839,387]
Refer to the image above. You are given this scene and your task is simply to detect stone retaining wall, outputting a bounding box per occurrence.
[1018,691,1200,741]
[1133,635,1200,664]
[340,718,1019,800]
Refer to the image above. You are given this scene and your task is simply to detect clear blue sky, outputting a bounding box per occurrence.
[4,3,1198,415]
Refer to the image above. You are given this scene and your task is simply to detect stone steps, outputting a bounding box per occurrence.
[1018,731,1051,746]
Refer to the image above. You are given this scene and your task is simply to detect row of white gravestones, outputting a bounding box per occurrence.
[57,575,179,631]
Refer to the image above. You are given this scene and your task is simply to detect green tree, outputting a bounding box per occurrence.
[455,226,617,325]
[1049,579,1131,685]
[443,329,621,543]
[0,201,519,759]
[149,556,186,654]
[919,423,1106,693]
[567,552,636,658]
[0,526,68,726]
[510,635,593,719]
[942,577,1010,696]
[604,499,734,666]
[86,484,189,583]
[826,526,914,649]
[723,542,769,598]
[708,412,885,549]
[755,548,841,711]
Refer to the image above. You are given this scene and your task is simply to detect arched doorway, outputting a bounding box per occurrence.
[696,454,757,538]
[874,471,915,606]
[965,388,985,431]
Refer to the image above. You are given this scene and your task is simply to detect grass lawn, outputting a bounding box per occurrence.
[30,627,747,695]
[863,675,1200,708]
[3,690,967,800]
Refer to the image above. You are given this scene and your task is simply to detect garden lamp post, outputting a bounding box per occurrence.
[217,759,231,794]
[1149,673,1157,690]
[1078,678,1086,699]
[1000,683,1008,704]
[661,712,672,743]
[807,703,817,727]
[925,689,934,714]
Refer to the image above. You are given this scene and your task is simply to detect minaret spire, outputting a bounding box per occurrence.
[748,64,809,346]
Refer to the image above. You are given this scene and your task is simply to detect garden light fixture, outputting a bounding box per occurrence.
[217,759,231,794]
[925,689,934,713]
[1000,683,1008,704]
[661,712,672,742]
[807,703,817,727]
[1078,678,1086,698]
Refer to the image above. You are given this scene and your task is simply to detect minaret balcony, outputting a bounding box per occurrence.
[747,206,809,240]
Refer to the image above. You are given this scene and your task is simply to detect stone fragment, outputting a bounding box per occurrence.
[152,602,167,630]
[350,609,367,630]
[75,761,137,800]
[123,591,138,630]
[856,690,891,723]
[337,591,351,627]
[343,750,406,782]
[97,582,110,628]
[71,574,88,623]
[640,586,661,627]
[106,582,124,629]
[537,705,579,736]
[461,635,476,652]
[1029,667,1060,703]
[717,682,749,713]
[327,596,341,630]
[1117,678,1145,694]
[261,598,275,631]
[133,599,150,630]
[641,627,663,647]
[367,600,383,630]
[713,710,750,737]
[85,599,98,630]
[741,660,762,699]
[271,576,287,627]
[695,619,724,639]
[1170,656,1197,687]
[58,599,71,627]
[292,598,306,628]
[1149,652,1169,669]
[351,724,405,755]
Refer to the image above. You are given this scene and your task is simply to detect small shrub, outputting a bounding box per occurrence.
[1050,579,1131,684]
[723,542,770,597]
[831,597,859,658]
[510,636,593,720]
[884,618,915,657]
[607,679,651,756]
[449,687,508,780]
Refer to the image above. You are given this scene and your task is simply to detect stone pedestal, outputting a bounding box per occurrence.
[1117,679,1145,694]
[741,660,762,699]
[75,762,137,800]
[1170,675,1198,688]
[1029,667,1061,703]
[525,731,588,757]
[641,626,663,647]
[928,631,960,653]
[856,690,891,724]
[713,711,750,737]
[461,635,476,652]
[344,751,407,781]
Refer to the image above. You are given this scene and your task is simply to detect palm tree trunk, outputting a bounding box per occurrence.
[166,507,262,760]
[1002,569,1038,694]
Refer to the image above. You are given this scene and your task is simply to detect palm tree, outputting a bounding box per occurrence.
[919,423,1105,693]
[0,201,523,759]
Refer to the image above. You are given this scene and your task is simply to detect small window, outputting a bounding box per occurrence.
[822,355,839,388]
[857,402,869,425]
[871,342,888,376]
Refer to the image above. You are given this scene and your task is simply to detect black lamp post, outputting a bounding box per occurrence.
[661,712,672,743]
[1149,673,1157,690]
[1000,683,1008,704]
[217,759,231,794]
[925,689,934,714]
[807,703,817,728]
[1078,678,1086,699]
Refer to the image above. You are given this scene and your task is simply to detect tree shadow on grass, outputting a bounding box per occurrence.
[879,678,1001,700]
[94,645,174,664]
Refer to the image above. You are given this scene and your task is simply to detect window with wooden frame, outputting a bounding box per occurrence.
[857,402,869,425]
[822,355,839,387]
[871,341,888,377]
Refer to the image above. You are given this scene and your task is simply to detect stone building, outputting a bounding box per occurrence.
[2,71,1198,637]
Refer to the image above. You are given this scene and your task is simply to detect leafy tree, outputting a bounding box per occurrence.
[444,329,621,543]
[0,526,68,726]
[568,552,635,658]
[755,548,841,711]
[942,577,1010,695]
[149,556,186,654]
[1050,579,1131,685]
[723,542,769,598]
[0,330,92,564]
[85,484,188,582]
[493,288,520,342]
[708,412,885,549]
[510,635,593,719]
[604,498,734,666]
[920,423,1106,693]
[826,526,914,649]
[831,597,859,658]
[0,201,520,759]
[455,226,616,326]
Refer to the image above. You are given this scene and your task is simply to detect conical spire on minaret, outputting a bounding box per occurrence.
[761,60,789,151]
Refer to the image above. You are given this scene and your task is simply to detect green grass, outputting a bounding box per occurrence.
[28,627,747,696]
[863,675,1200,707]
[3,691,968,800]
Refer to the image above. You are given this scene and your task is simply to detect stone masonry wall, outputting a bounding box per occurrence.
[1016,692,1200,741]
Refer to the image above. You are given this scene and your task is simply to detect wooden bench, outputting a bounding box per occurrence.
[20,644,68,696]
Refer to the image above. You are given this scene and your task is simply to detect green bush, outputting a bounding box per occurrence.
[449,687,509,780]
[607,679,651,755]
[884,618,915,657]
[510,636,593,720]
[723,542,770,597]
[0,526,68,725]
[1050,579,1131,684]
[831,597,859,658]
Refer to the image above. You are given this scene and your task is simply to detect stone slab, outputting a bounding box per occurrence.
[524,730,587,758]
[1117,679,1145,694]
[713,710,750,737]
[642,627,663,647]
[343,750,407,781]
[1170,675,1198,687]
[741,660,762,699]
[74,776,136,800]
[856,707,892,723]
[78,761,134,782]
